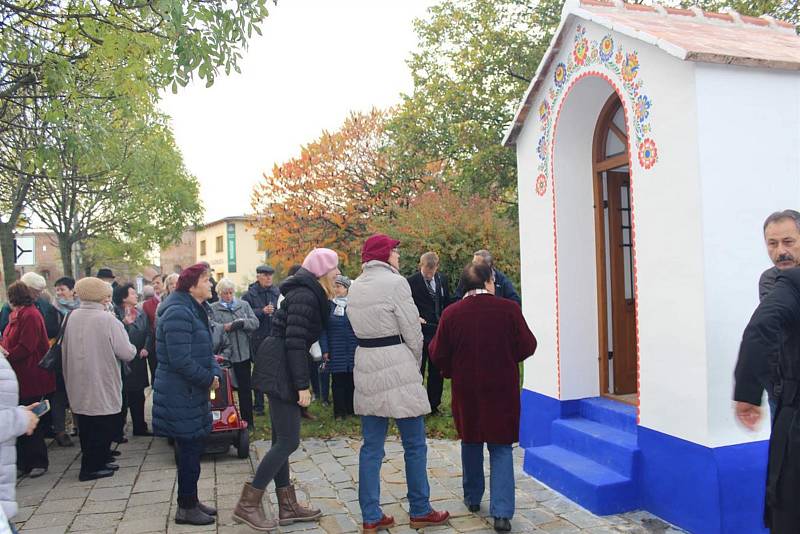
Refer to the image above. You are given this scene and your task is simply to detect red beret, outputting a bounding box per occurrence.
[177,263,209,292]
[361,234,400,264]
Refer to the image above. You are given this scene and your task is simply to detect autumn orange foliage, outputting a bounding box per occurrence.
[251,109,434,272]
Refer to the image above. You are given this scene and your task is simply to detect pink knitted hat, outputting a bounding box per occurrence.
[301,248,339,278]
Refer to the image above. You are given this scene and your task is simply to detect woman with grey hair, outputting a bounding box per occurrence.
[210,278,259,429]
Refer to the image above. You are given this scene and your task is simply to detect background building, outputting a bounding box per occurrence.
[193,216,267,291]
[159,229,197,274]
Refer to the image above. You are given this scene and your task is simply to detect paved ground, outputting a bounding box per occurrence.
[13,433,684,534]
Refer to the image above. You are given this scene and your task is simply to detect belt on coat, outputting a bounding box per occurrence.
[356,335,403,348]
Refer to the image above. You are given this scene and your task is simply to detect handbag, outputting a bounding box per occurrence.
[39,311,71,372]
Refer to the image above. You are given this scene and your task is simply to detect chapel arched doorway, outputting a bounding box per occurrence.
[592,93,637,401]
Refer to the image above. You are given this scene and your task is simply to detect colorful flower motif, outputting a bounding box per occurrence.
[600,36,614,62]
[573,38,589,66]
[615,50,624,65]
[622,52,639,82]
[554,62,567,87]
[638,139,658,169]
[635,95,651,123]
[538,99,551,122]
[536,174,547,197]
[537,135,549,160]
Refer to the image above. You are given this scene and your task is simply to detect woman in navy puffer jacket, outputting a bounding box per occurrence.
[153,264,221,527]
[319,275,357,419]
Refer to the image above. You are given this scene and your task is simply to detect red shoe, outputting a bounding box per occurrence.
[410,509,450,529]
[362,514,394,533]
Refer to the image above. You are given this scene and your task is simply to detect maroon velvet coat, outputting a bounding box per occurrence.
[429,293,537,444]
[1,305,54,399]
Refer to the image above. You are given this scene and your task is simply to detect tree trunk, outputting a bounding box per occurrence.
[0,221,17,290]
[58,237,74,279]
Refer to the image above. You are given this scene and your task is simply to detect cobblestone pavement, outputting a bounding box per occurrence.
[14,434,684,534]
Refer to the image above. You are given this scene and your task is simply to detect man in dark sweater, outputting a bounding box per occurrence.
[407,252,451,415]
[242,264,280,416]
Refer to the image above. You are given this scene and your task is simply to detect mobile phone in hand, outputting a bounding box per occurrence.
[32,399,50,417]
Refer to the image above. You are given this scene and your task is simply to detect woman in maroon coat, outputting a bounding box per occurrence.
[1,281,54,477]
[429,262,536,532]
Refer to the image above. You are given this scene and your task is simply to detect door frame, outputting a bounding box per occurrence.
[591,92,638,405]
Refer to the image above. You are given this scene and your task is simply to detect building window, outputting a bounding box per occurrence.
[200,240,207,256]
[216,235,224,253]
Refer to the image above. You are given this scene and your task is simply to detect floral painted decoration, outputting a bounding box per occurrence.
[535,24,659,197]
[536,174,548,197]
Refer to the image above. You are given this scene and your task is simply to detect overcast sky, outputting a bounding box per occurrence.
[159,1,437,224]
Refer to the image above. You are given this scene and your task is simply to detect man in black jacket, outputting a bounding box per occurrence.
[242,264,280,416]
[734,267,800,533]
[455,250,521,305]
[407,252,451,415]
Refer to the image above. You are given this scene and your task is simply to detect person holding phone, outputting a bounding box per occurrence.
[152,264,221,526]
[0,339,40,533]
[0,282,53,479]
[236,248,340,531]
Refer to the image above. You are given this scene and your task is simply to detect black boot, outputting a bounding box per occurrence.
[197,501,217,516]
[175,506,215,525]
[494,517,511,532]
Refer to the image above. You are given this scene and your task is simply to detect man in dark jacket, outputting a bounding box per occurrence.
[734,267,800,533]
[455,249,521,305]
[242,264,280,415]
[758,210,800,301]
[407,252,451,415]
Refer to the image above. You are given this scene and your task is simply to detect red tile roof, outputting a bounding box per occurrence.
[503,0,799,146]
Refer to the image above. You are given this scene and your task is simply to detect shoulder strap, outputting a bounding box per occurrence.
[56,310,73,344]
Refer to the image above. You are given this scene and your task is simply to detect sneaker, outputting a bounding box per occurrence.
[409,510,450,529]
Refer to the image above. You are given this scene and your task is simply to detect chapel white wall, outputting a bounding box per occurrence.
[695,63,800,447]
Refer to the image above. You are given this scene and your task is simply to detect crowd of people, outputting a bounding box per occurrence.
[0,236,538,533]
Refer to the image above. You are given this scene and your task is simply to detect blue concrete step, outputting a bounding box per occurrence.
[524,444,638,515]
[551,417,639,477]
[578,397,637,433]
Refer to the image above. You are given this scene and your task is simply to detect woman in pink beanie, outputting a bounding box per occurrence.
[235,248,340,531]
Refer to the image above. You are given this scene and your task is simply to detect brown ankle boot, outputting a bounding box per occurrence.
[276,485,321,525]
[232,483,277,532]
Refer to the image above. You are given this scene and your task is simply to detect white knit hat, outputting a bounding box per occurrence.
[20,272,46,291]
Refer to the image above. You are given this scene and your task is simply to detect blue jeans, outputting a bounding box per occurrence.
[359,415,432,523]
[9,521,18,534]
[175,437,205,508]
[461,442,515,519]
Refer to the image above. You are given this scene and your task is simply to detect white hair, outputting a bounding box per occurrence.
[217,278,236,293]
[142,285,156,299]
[20,272,46,291]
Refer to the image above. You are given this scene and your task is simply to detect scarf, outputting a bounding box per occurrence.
[333,296,348,317]
[54,297,81,316]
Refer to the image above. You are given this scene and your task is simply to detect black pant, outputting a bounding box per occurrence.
[232,360,254,427]
[147,352,157,383]
[420,338,444,411]
[121,389,147,435]
[252,396,299,490]
[307,359,320,398]
[175,437,204,508]
[331,373,355,417]
[17,395,50,472]
[76,413,116,474]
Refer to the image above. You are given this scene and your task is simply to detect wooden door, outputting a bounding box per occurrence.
[606,171,637,394]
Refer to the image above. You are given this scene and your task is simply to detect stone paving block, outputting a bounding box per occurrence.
[313,498,348,516]
[87,485,132,502]
[318,513,359,533]
[79,499,128,515]
[122,502,171,521]
[31,498,84,515]
[128,489,172,507]
[449,515,493,532]
[21,511,76,530]
[115,515,168,534]
[14,506,36,523]
[537,518,582,533]
[70,511,123,531]
[561,509,609,529]
[17,491,49,508]
[309,486,337,499]
[336,488,357,502]
[132,477,175,493]
[521,508,558,526]
[94,467,140,489]
[16,526,68,534]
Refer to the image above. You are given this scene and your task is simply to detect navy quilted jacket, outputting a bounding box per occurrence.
[319,299,357,374]
[152,291,221,440]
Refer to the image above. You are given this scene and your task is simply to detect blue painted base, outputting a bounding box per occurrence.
[519,390,769,534]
